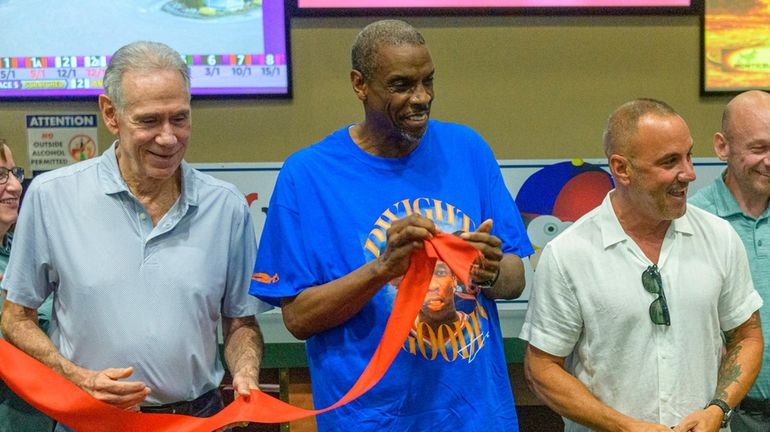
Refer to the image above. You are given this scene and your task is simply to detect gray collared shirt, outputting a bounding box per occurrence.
[2,142,267,404]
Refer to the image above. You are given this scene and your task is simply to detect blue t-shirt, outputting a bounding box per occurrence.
[252,120,533,432]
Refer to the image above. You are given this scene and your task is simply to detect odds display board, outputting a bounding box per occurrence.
[0,0,290,98]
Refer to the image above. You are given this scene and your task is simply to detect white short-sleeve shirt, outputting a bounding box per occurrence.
[520,192,761,430]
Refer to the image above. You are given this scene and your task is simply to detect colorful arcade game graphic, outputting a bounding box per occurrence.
[515,159,613,268]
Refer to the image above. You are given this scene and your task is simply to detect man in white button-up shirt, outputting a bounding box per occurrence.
[521,98,763,432]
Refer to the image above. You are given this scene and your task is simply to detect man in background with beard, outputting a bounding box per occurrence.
[690,90,770,431]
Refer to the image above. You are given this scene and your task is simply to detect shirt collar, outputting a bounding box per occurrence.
[598,190,694,250]
[98,141,127,195]
[97,140,198,207]
[0,232,12,257]
[710,170,768,219]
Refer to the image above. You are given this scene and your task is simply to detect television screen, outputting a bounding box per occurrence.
[299,0,689,6]
[0,0,291,99]
[292,0,692,14]
[703,0,770,94]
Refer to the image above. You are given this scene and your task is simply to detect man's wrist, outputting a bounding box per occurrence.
[474,267,500,289]
[235,365,258,375]
[370,258,400,286]
[705,399,733,428]
[233,366,259,385]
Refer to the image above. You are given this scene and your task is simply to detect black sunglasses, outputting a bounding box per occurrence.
[642,264,670,326]
[0,167,24,185]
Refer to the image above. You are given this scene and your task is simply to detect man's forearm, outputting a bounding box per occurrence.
[715,311,763,407]
[482,254,526,300]
[1,299,85,383]
[281,260,394,339]
[223,316,263,384]
[524,344,670,432]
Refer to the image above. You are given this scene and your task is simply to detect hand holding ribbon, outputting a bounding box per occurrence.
[0,233,481,431]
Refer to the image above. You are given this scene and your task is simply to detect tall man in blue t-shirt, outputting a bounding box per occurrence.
[690,90,770,431]
[251,19,533,432]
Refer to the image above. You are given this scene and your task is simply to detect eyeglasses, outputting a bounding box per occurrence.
[642,264,670,326]
[0,167,24,185]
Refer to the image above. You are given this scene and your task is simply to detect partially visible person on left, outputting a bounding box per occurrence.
[0,138,54,432]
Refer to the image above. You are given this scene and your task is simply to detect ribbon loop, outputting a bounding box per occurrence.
[0,233,480,431]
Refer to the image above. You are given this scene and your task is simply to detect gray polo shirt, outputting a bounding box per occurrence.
[2,142,267,404]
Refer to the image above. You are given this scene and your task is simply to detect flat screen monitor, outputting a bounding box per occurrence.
[0,0,291,99]
[702,0,770,94]
[291,0,693,15]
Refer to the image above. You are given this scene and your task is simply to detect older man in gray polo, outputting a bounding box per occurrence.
[0,41,266,431]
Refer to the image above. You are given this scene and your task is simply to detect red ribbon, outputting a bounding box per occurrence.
[0,233,480,431]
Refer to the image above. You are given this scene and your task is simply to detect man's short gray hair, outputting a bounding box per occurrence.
[351,20,426,82]
[103,41,190,112]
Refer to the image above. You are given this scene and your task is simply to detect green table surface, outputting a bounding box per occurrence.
[258,338,527,369]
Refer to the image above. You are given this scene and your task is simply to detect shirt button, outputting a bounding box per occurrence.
[759,240,764,246]
[139,213,147,220]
